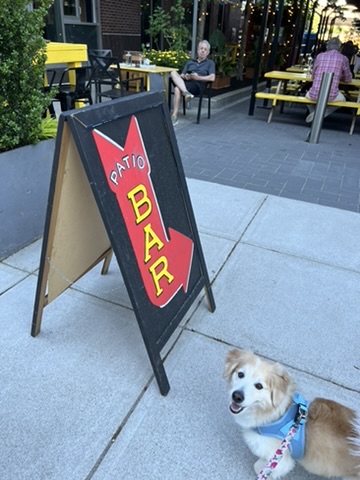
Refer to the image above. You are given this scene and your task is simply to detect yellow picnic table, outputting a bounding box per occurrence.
[45,41,88,68]
[45,41,88,87]
[286,65,311,74]
[265,70,360,98]
[119,64,175,95]
[44,42,89,110]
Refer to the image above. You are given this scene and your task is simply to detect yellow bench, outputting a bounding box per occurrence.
[270,83,303,94]
[255,91,360,135]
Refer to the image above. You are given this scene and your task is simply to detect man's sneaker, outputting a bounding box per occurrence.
[305,112,314,123]
[183,91,194,101]
[171,114,178,126]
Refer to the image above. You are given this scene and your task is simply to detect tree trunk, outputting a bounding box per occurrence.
[197,0,208,47]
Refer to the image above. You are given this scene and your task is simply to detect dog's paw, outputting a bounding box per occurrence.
[254,458,266,475]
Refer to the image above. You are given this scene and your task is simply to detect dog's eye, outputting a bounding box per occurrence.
[254,383,263,390]
[237,371,244,379]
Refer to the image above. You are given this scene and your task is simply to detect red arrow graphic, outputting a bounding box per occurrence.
[92,116,193,308]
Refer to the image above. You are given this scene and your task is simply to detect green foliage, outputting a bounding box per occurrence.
[209,29,235,77]
[209,29,226,54]
[0,0,53,152]
[168,0,191,52]
[146,0,191,52]
[39,117,58,140]
[143,50,190,71]
[275,45,290,68]
[213,51,236,77]
[146,6,170,50]
[243,49,257,68]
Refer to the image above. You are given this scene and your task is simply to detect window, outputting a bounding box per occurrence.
[63,0,95,23]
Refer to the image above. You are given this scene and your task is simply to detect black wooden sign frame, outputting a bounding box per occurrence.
[32,91,215,395]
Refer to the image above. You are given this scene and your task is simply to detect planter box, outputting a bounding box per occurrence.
[0,139,55,260]
[245,67,255,79]
[212,76,231,90]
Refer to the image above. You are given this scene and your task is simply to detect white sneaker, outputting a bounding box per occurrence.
[171,114,178,126]
[183,91,194,101]
[305,112,314,123]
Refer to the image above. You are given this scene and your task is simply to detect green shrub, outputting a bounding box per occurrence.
[0,0,53,153]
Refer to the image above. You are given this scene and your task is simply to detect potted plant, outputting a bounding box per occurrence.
[209,29,234,89]
[212,51,235,89]
[243,38,268,79]
[0,0,57,259]
[243,50,257,79]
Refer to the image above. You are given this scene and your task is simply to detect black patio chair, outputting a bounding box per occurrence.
[42,68,57,117]
[56,65,93,111]
[89,48,112,58]
[89,54,144,102]
[168,78,213,124]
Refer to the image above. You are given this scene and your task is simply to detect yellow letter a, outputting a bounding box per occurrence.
[144,224,164,263]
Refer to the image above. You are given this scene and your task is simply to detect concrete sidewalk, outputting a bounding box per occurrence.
[1,178,359,480]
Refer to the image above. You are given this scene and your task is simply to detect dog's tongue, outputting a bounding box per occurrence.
[230,402,243,414]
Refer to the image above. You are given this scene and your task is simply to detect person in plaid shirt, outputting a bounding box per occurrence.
[305,37,352,123]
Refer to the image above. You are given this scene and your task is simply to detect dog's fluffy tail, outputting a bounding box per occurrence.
[349,416,360,456]
[348,415,360,477]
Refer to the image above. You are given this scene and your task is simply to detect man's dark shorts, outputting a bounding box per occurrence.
[185,80,204,96]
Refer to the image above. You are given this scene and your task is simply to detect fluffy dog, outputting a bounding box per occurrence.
[224,349,360,479]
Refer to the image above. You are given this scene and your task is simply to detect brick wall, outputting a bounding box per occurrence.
[100,0,141,59]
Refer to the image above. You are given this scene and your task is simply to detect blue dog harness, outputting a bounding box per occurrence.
[255,392,309,460]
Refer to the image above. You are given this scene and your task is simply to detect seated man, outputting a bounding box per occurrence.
[170,40,215,125]
[305,37,352,123]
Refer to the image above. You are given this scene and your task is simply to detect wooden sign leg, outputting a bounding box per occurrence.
[146,349,170,396]
[31,247,51,337]
[205,285,216,313]
[101,249,113,275]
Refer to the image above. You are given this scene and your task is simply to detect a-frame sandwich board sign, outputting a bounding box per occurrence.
[32,91,215,396]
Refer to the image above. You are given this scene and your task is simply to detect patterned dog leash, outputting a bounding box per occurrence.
[256,404,308,480]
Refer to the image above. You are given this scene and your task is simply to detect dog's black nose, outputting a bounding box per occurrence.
[232,390,244,403]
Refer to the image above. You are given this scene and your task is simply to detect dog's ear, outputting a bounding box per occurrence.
[269,363,293,408]
[224,349,245,378]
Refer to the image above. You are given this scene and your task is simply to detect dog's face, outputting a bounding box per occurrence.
[224,349,295,428]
